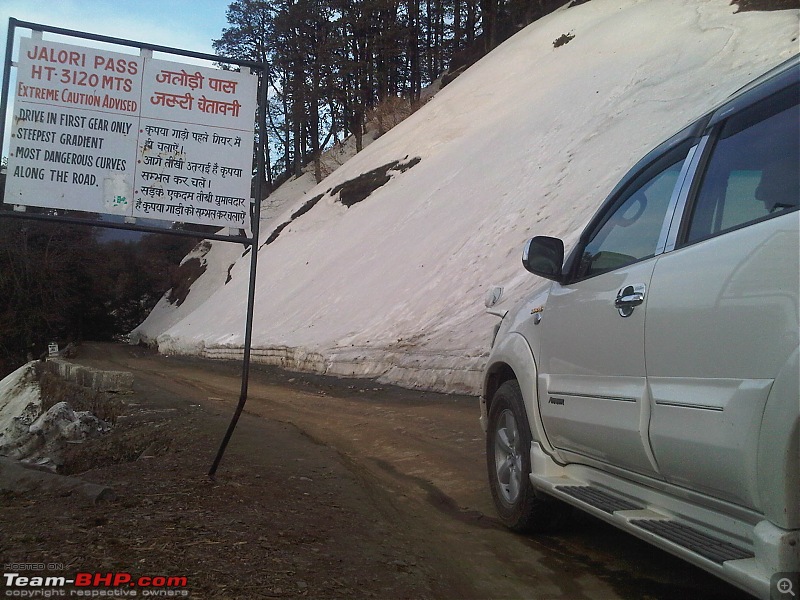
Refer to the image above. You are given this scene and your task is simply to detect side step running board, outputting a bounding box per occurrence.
[631,519,753,564]
[549,485,753,564]
[555,484,642,514]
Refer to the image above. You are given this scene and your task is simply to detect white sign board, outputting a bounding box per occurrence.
[5,38,257,229]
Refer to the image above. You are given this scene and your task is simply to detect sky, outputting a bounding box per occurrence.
[130,0,799,395]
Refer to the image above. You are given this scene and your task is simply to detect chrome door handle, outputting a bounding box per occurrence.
[615,284,646,317]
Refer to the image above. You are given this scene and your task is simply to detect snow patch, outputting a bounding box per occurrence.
[0,363,112,471]
[0,363,41,442]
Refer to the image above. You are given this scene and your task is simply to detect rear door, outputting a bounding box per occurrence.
[536,144,691,477]
[646,87,799,510]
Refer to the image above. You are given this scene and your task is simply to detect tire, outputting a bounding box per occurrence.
[486,379,570,533]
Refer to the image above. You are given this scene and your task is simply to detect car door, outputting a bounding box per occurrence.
[646,88,799,510]
[535,144,691,477]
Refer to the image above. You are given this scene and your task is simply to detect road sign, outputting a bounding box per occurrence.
[6,37,257,229]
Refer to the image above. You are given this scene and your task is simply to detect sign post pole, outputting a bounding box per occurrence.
[208,68,267,478]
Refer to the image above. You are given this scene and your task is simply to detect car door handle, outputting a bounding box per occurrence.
[615,284,646,317]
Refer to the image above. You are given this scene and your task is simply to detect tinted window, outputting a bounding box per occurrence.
[687,100,799,244]
[576,158,685,279]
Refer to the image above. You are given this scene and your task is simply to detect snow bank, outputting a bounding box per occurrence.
[0,363,111,470]
[143,0,799,394]
[3,402,111,469]
[0,362,41,441]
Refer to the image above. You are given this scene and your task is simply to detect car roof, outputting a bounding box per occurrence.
[708,53,799,128]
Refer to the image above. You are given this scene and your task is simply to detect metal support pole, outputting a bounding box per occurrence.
[0,18,17,148]
[208,65,268,478]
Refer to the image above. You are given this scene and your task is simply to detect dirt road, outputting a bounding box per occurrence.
[1,343,750,599]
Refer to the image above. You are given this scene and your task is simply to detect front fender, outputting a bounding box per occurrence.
[483,332,557,457]
[757,347,800,530]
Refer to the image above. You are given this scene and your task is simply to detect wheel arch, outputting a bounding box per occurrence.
[482,332,555,455]
[484,362,517,415]
[757,346,800,530]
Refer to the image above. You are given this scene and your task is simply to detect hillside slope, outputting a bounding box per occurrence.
[135,0,799,394]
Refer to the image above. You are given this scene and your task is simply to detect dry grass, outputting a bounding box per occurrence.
[366,96,418,137]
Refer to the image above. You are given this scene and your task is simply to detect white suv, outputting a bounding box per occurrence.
[480,56,799,599]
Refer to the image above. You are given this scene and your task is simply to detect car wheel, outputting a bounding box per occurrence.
[487,379,569,532]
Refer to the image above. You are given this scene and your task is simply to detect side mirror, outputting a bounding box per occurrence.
[522,236,564,281]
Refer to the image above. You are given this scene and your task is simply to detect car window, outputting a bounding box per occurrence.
[686,100,799,244]
[576,158,685,279]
